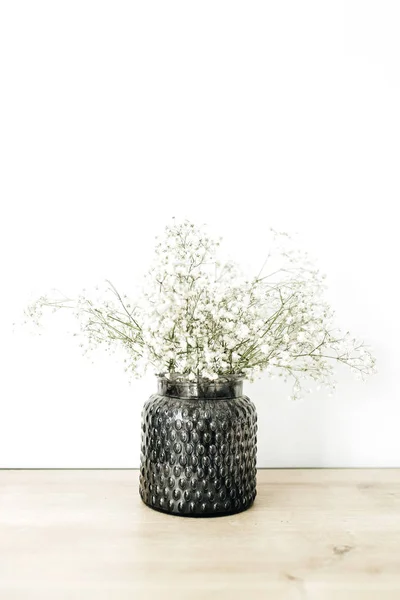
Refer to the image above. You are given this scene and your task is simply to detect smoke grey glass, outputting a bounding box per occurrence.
[139,375,257,517]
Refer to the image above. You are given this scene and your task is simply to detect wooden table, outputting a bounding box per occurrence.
[1,469,399,599]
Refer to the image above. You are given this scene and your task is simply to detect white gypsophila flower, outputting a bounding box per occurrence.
[260,344,271,355]
[24,219,376,398]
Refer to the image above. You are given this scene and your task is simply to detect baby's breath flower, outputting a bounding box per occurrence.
[23,219,376,395]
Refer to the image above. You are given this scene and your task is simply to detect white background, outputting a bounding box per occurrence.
[1,1,399,467]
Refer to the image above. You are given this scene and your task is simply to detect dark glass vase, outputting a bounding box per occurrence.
[139,375,257,517]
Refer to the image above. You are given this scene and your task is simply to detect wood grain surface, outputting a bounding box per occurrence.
[1,469,399,599]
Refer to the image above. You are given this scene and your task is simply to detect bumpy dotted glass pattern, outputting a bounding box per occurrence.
[139,392,257,517]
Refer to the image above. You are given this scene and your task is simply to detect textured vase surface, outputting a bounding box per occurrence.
[139,375,257,517]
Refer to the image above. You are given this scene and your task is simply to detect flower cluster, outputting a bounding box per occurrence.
[25,219,376,399]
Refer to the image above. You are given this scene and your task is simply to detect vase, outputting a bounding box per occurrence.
[139,374,257,517]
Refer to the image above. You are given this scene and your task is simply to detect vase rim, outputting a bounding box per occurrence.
[156,373,245,399]
[156,372,245,383]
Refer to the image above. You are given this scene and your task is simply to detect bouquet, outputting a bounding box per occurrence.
[25,219,376,399]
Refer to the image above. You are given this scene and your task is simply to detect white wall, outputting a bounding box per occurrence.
[1,0,399,467]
